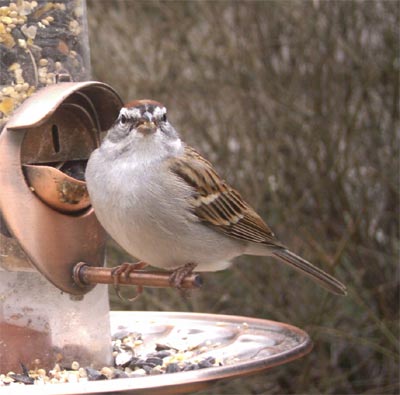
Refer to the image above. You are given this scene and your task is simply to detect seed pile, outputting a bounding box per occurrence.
[0,331,223,386]
[112,330,221,377]
[0,0,89,128]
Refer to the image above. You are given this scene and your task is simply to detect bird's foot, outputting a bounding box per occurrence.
[169,262,198,297]
[112,261,148,302]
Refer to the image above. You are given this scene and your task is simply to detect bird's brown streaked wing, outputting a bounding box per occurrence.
[169,146,283,247]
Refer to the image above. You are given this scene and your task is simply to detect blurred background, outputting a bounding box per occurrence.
[87,1,399,394]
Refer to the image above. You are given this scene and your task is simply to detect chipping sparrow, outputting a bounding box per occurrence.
[86,99,346,295]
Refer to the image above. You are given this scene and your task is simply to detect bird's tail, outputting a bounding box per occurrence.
[273,249,347,295]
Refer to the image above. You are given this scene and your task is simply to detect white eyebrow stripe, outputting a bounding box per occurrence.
[121,107,141,119]
[153,106,167,119]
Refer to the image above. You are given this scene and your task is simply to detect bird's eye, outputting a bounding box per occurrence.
[161,113,167,122]
[120,114,127,125]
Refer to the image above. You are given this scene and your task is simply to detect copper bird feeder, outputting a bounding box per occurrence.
[0,81,313,392]
[0,81,123,372]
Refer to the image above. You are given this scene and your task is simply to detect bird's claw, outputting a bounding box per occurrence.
[169,262,198,297]
[112,261,148,302]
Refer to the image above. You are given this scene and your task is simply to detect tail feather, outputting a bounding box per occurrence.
[273,249,347,296]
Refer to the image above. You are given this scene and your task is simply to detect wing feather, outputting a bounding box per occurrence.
[168,146,283,247]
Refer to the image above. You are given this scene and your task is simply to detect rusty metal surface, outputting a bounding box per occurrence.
[0,82,123,294]
[0,312,312,395]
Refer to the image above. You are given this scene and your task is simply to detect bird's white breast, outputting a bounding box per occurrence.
[86,149,244,271]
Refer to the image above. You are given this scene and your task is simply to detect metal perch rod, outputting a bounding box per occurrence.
[73,262,203,289]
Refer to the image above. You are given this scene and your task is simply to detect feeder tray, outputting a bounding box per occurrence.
[1,311,312,395]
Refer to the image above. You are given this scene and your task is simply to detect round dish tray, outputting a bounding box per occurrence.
[3,311,312,395]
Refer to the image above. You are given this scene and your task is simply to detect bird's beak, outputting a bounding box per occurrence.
[137,121,157,135]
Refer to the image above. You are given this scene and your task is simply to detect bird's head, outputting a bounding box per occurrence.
[103,99,181,160]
